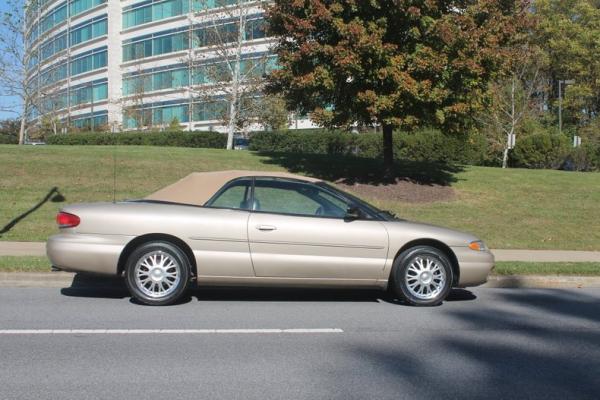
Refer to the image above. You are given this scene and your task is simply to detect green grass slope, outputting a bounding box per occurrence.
[1,144,598,249]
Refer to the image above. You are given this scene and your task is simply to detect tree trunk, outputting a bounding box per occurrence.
[226,98,237,150]
[18,111,26,145]
[502,75,516,169]
[225,2,245,151]
[382,124,394,180]
[502,145,509,169]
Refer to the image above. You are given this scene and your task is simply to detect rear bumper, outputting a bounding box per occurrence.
[46,233,133,275]
[451,246,495,287]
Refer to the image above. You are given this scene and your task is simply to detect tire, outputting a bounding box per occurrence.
[391,245,453,306]
[125,241,191,306]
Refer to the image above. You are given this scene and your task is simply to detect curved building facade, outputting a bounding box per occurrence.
[25,0,303,132]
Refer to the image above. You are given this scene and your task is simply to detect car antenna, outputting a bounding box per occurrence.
[112,122,118,204]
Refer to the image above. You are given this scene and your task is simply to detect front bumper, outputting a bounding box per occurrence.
[451,246,495,287]
[46,233,133,275]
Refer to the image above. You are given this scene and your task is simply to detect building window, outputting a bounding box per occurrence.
[70,81,108,106]
[40,3,68,34]
[39,63,69,86]
[192,100,227,121]
[69,0,106,18]
[70,48,107,76]
[123,102,190,129]
[123,0,190,29]
[70,16,108,46]
[122,54,276,96]
[26,22,40,47]
[122,0,255,29]
[122,16,266,62]
[71,112,108,130]
[123,98,233,129]
[40,32,68,61]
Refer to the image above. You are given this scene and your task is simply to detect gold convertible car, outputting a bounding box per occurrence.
[47,170,494,306]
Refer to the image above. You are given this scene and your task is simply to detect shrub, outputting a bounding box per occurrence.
[509,132,571,169]
[562,143,600,171]
[394,129,487,165]
[250,128,486,165]
[249,129,354,154]
[0,133,18,144]
[46,130,227,149]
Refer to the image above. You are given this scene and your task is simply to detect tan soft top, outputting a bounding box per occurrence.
[145,170,321,206]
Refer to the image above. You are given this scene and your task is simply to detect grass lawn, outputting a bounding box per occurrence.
[0,257,599,276]
[0,257,51,272]
[1,144,599,249]
[494,262,600,276]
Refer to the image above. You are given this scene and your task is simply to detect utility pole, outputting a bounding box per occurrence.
[558,79,575,134]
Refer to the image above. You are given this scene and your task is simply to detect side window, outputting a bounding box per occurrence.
[207,179,251,210]
[315,190,349,218]
[253,179,348,218]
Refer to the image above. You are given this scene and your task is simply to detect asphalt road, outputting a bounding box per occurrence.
[0,278,599,400]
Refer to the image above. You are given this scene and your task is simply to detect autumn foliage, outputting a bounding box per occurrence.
[266,0,532,174]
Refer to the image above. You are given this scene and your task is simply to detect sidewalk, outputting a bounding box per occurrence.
[1,241,600,262]
[0,242,46,257]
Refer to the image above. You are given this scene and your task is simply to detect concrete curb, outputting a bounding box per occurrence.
[0,272,75,288]
[1,272,600,289]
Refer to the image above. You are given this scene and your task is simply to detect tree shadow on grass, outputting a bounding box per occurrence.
[257,152,464,186]
[0,187,65,237]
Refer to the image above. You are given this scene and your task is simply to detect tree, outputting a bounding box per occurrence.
[169,117,183,131]
[0,118,20,144]
[120,60,152,131]
[189,0,271,148]
[481,44,548,168]
[256,94,289,130]
[40,113,64,137]
[0,0,36,144]
[534,0,600,130]
[0,0,71,143]
[267,0,531,176]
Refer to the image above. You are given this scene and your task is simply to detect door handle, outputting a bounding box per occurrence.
[256,225,277,231]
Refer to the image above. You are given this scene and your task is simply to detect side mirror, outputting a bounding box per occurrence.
[345,205,362,221]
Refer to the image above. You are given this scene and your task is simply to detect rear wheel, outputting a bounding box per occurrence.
[125,241,191,306]
[391,246,453,306]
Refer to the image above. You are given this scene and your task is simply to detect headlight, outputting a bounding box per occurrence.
[468,240,487,251]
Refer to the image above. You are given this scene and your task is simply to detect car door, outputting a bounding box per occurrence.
[247,178,389,280]
[195,178,255,277]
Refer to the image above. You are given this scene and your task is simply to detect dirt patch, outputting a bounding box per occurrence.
[336,179,456,203]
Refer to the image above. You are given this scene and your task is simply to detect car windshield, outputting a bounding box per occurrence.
[317,182,401,221]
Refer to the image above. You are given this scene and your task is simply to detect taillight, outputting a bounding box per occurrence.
[56,212,80,228]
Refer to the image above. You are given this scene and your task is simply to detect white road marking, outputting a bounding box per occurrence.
[0,328,344,335]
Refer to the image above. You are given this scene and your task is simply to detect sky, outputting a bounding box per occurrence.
[0,2,23,120]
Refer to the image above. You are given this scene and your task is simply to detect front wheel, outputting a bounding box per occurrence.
[391,246,453,306]
[125,241,191,306]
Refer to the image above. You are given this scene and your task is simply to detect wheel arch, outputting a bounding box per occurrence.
[117,233,197,277]
[392,239,460,286]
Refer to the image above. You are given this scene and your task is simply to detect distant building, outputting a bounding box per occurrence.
[24,0,313,132]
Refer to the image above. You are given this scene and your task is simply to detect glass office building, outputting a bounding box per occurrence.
[24,0,298,132]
